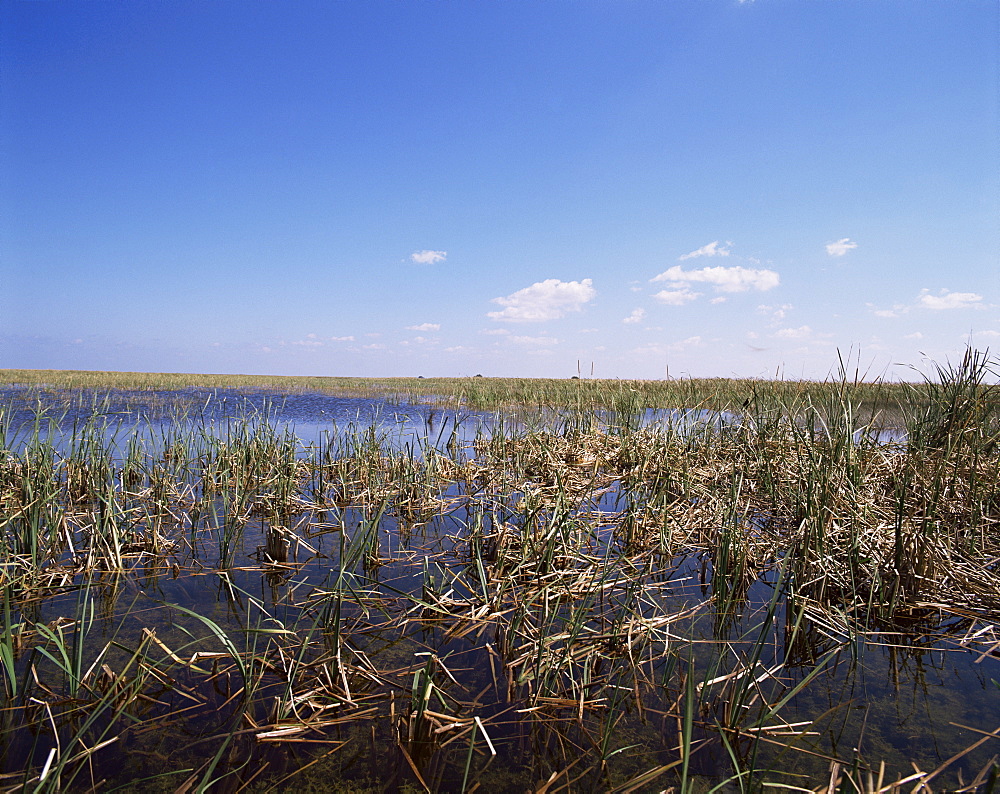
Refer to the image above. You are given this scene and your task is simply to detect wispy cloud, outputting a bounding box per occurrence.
[875,289,986,316]
[622,308,645,324]
[867,300,905,318]
[272,333,355,345]
[652,265,779,293]
[825,238,857,257]
[406,323,440,331]
[509,335,559,346]
[652,287,701,305]
[679,241,732,260]
[631,342,667,356]
[488,278,596,322]
[410,250,447,265]
[773,325,812,339]
[757,304,793,324]
[631,336,703,358]
[917,289,983,310]
[668,335,703,351]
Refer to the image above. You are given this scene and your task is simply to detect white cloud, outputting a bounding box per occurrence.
[679,241,732,260]
[867,300,906,318]
[411,250,447,265]
[774,325,812,339]
[653,288,701,305]
[758,303,793,324]
[480,328,510,336]
[709,296,727,304]
[825,238,857,257]
[330,335,355,342]
[917,289,984,310]
[623,308,645,324]
[363,343,387,350]
[667,336,703,352]
[509,335,559,346]
[406,323,440,332]
[868,289,985,316]
[652,265,779,293]
[904,332,924,340]
[488,278,596,322]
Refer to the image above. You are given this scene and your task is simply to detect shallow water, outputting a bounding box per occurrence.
[12,527,1000,791]
[0,387,992,792]
[0,386,756,463]
[0,385,498,461]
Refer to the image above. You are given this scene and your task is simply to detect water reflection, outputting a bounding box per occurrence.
[1,386,994,792]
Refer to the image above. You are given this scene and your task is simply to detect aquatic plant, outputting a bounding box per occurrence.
[0,351,998,791]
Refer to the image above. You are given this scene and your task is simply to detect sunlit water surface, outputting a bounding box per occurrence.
[0,386,991,792]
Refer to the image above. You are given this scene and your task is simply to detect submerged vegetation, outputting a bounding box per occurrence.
[1,350,1000,791]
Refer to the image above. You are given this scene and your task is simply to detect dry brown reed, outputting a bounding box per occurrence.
[1,351,999,791]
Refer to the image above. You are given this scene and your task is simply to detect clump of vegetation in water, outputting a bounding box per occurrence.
[0,350,999,792]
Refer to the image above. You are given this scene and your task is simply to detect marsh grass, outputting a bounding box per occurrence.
[1,351,999,791]
[0,365,935,417]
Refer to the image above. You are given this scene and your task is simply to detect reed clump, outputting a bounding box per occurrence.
[0,351,998,791]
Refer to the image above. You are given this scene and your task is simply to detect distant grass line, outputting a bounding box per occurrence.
[0,365,933,413]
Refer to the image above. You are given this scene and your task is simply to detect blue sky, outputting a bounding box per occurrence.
[2,0,997,380]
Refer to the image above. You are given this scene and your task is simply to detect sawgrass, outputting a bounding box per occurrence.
[0,365,930,417]
[0,349,998,791]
